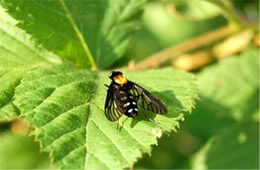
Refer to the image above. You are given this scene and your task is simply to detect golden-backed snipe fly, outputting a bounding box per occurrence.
[104,71,167,121]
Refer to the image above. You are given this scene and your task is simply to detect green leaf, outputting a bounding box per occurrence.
[191,123,259,169]
[0,0,146,69]
[13,66,198,169]
[0,71,24,120]
[0,132,50,169]
[0,7,61,69]
[0,8,61,120]
[197,48,259,122]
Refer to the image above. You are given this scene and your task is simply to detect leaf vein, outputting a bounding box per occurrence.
[23,1,82,44]
[122,126,147,150]
[0,25,50,62]
[61,145,85,163]
[58,0,96,69]
[29,88,55,118]
[45,127,80,149]
[87,151,110,169]
[0,46,34,64]
[39,102,86,129]
[26,79,88,120]
[90,119,130,165]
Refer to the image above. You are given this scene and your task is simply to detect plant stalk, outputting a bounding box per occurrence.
[59,0,97,70]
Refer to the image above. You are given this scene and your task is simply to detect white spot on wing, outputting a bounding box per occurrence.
[134,108,138,111]
[128,109,133,113]
[126,102,130,106]
[121,96,127,100]
[132,101,136,105]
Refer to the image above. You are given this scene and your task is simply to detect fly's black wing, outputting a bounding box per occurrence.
[105,83,128,121]
[128,81,168,114]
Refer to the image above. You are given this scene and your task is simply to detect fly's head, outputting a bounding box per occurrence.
[109,71,128,86]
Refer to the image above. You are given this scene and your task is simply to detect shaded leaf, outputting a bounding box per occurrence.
[180,48,259,143]
[0,0,146,69]
[13,66,198,169]
[191,123,259,169]
[197,48,259,121]
[135,48,260,169]
[186,48,259,169]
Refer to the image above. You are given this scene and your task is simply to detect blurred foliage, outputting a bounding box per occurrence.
[132,0,259,168]
[125,1,227,64]
[125,0,259,66]
[0,132,50,169]
[192,123,259,169]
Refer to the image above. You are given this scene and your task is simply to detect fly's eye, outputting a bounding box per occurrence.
[109,71,123,79]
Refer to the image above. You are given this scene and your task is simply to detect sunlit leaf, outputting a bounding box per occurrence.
[13,66,198,169]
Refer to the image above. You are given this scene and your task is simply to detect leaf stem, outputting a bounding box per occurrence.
[129,25,238,71]
[59,0,97,70]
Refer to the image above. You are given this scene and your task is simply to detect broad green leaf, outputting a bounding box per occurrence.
[191,123,259,169]
[0,132,50,169]
[197,48,259,122]
[0,8,61,120]
[13,66,198,169]
[0,0,146,69]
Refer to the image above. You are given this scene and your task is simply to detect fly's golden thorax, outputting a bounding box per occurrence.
[114,75,128,85]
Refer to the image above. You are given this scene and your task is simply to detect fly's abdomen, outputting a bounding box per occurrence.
[124,95,138,118]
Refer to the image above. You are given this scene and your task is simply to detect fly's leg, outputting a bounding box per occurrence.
[116,117,129,131]
[90,84,109,105]
[116,120,120,131]
[144,113,162,127]
[143,114,166,134]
